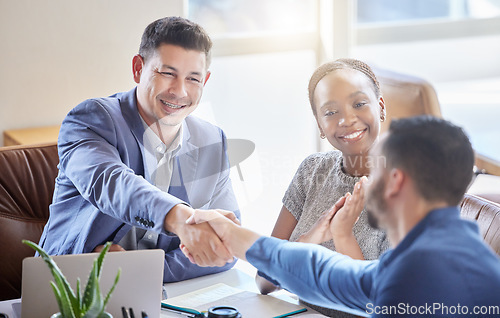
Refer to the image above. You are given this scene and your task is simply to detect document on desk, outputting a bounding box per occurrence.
[161,283,307,317]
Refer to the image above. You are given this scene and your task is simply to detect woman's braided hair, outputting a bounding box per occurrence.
[308,58,381,116]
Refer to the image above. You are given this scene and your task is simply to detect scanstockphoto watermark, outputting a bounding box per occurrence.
[366,303,500,316]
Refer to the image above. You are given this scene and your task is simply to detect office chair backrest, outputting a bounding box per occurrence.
[374,67,442,133]
[0,142,58,300]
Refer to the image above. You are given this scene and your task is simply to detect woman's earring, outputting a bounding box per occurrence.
[380,110,386,122]
[320,133,326,139]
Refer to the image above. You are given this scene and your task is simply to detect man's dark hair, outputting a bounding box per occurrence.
[138,17,212,67]
[383,116,474,206]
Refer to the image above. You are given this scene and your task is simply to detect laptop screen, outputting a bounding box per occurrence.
[21,249,164,318]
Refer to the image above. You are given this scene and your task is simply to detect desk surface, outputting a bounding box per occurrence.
[0,268,327,318]
[161,267,326,317]
[0,298,19,318]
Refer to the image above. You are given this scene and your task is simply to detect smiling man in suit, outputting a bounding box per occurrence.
[39,16,240,282]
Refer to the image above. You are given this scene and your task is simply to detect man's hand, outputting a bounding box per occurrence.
[93,244,125,253]
[296,196,347,244]
[164,204,239,267]
[181,209,260,263]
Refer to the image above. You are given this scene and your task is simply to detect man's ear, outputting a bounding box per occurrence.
[203,71,211,86]
[385,168,405,199]
[132,54,144,84]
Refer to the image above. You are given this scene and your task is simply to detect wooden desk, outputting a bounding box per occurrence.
[3,125,60,146]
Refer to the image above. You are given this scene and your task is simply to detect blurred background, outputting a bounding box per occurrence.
[1,0,499,234]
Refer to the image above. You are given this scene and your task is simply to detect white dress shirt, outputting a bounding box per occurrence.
[119,119,183,250]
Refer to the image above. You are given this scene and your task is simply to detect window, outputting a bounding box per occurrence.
[188,0,317,36]
[356,0,500,44]
[352,0,500,173]
[187,1,320,234]
[357,0,500,25]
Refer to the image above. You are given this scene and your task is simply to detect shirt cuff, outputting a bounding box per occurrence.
[246,236,285,284]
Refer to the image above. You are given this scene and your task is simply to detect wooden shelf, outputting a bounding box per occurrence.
[476,153,500,177]
[3,125,60,146]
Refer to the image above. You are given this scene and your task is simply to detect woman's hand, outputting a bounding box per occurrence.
[296,196,347,244]
[329,177,368,259]
[330,177,367,237]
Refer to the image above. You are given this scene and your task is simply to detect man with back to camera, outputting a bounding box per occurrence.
[185,116,500,317]
[38,16,241,282]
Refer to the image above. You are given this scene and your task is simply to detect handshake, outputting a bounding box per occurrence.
[175,177,369,267]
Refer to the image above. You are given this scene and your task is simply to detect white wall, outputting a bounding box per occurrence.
[193,51,318,235]
[0,0,183,145]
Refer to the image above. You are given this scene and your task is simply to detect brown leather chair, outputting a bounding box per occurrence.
[460,194,500,256]
[374,67,442,134]
[0,142,58,300]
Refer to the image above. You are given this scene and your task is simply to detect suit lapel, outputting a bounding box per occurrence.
[118,88,154,181]
[119,89,198,202]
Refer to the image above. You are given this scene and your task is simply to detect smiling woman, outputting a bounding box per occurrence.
[313,68,384,167]
[255,58,390,317]
[309,59,385,176]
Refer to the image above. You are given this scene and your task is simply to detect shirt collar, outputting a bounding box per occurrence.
[140,117,183,158]
[379,206,460,266]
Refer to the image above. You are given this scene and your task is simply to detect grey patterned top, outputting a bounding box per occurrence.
[283,151,390,317]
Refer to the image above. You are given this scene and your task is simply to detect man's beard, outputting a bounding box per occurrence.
[367,208,379,229]
[366,177,387,230]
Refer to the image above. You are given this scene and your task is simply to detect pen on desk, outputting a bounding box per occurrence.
[160,306,198,317]
[122,306,130,318]
[129,307,136,318]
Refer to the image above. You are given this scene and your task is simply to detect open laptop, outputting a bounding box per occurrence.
[21,249,164,318]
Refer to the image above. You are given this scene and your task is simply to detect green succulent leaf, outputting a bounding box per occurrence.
[53,270,81,316]
[82,242,113,315]
[22,240,78,316]
[82,259,100,312]
[50,281,63,314]
[76,278,81,311]
[83,274,104,318]
[103,268,121,310]
[95,242,112,277]
[51,273,76,318]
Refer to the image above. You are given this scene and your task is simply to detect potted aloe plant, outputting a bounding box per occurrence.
[23,240,121,318]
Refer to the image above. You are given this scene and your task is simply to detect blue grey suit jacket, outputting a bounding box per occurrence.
[39,88,240,282]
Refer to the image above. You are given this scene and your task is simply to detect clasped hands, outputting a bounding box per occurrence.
[296,176,368,245]
[178,176,368,267]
